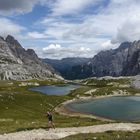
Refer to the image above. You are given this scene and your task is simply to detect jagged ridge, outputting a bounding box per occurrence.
[0,35,61,80]
[44,41,140,80]
[68,41,140,79]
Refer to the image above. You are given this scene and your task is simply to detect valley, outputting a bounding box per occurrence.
[0,35,140,139]
[0,76,140,140]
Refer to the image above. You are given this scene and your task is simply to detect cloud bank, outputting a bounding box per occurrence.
[42,44,96,59]
[0,0,40,15]
[1,0,140,59]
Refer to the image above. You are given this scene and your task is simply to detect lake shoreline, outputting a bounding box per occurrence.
[55,93,136,122]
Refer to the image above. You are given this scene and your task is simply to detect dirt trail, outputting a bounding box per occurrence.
[0,123,140,140]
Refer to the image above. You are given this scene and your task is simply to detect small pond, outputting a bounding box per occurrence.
[66,96,140,121]
[29,84,80,95]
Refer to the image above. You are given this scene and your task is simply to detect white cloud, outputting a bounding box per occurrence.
[42,44,96,59]
[110,0,138,4]
[45,0,140,42]
[28,31,47,39]
[112,17,140,44]
[52,0,99,16]
[43,44,61,51]
[0,18,24,37]
[18,0,140,59]
[101,40,118,49]
[2,0,140,59]
[0,0,102,16]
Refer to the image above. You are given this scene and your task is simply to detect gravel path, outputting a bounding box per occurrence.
[0,123,140,140]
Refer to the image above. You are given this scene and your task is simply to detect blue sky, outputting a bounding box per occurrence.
[0,0,140,59]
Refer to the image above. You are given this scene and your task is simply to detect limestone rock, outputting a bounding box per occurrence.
[0,35,61,80]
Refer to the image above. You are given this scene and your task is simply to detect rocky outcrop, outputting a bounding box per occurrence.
[0,35,61,80]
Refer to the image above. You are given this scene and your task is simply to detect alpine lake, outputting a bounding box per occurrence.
[65,96,140,121]
[29,84,80,95]
[30,82,140,122]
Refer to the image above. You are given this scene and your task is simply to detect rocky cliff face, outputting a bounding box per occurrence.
[122,41,140,75]
[89,42,131,77]
[0,35,61,80]
[64,41,140,79]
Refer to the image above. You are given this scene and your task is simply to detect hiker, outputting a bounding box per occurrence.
[46,111,55,129]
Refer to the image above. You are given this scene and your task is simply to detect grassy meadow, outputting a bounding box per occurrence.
[0,80,103,134]
[0,77,140,134]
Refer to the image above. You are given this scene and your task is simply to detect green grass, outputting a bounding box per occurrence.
[72,78,139,97]
[0,80,104,134]
[81,78,131,86]
[58,131,140,140]
[0,77,139,134]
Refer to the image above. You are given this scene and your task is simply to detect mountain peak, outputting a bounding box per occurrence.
[6,35,16,43]
[6,35,22,48]
[118,42,131,50]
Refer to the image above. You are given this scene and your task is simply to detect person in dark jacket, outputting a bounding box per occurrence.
[46,112,55,129]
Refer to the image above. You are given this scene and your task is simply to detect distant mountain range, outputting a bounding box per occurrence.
[0,35,61,80]
[43,57,90,79]
[1,35,140,80]
[44,41,140,80]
